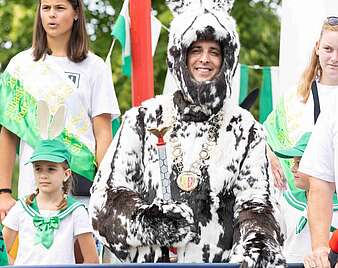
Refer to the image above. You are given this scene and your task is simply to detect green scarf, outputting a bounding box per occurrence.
[0,225,9,266]
[19,196,84,249]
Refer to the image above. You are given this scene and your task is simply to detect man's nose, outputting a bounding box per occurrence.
[199,51,210,63]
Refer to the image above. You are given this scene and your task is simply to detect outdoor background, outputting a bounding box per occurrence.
[0,0,282,196]
[0,0,281,114]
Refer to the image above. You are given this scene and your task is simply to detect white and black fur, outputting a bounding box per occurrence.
[89,0,285,266]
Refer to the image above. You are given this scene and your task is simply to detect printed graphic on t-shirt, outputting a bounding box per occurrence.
[65,72,80,88]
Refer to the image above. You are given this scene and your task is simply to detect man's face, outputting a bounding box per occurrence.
[187,40,222,82]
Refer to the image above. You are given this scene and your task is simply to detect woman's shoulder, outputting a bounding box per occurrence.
[5,48,33,69]
[82,51,106,67]
[283,84,302,101]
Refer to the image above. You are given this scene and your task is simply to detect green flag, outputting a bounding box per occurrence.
[259,66,273,122]
[112,0,132,77]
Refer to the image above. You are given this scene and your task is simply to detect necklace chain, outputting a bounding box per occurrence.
[169,111,224,176]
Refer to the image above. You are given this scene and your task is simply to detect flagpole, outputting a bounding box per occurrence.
[130,0,154,107]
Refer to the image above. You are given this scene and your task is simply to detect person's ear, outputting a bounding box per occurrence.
[315,41,320,56]
[64,168,72,182]
[74,9,79,21]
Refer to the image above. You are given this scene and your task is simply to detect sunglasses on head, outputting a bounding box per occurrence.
[325,16,338,26]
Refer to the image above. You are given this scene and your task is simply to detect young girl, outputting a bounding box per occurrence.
[0,0,120,219]
[2,139,99,265]
[274,133,338,262]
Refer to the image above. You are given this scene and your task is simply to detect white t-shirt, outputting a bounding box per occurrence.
[287,83,338,142]
[279,195,338,262]
[299,93,338,191]
[3,201,93,265]
[15,50,120,197]
[298,83,338,129]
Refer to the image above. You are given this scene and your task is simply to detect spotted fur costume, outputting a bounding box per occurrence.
[89,0,285,266]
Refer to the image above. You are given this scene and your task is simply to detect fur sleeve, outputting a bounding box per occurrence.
[230,122,286,267]
[89,107,195,261]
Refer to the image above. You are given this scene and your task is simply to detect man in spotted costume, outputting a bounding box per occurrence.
[89,0,285,266]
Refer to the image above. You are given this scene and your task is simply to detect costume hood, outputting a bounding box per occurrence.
[166,0,240,120]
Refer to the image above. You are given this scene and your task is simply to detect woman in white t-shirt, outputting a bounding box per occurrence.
[263,17,338,264]
[0,0,120,219]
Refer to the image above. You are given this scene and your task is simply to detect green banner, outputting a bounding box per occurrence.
[259,67,273,123]
[239,64,249,103]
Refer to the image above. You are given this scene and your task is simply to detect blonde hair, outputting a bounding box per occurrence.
[297,22,338,102]
[26,161,73,210]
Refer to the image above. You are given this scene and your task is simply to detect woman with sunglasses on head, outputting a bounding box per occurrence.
[264,16,338,266]
[298,17,338,268]
[0,0,119,219]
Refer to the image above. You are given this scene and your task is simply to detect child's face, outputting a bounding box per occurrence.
[291,156,309,191]
[33,160,71,194]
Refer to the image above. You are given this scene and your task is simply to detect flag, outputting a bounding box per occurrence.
[231,64,249,104]
[259,66,280,122]
[112,0,131,77]
[111,0,162,78]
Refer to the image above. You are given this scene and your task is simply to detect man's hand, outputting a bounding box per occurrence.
[304,247,330,268]
[0,193,16,221]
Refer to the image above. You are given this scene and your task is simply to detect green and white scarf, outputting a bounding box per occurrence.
[0,225,9,266]
[264,90,338,234]
[0,50,96,181]
[19,196,84,249]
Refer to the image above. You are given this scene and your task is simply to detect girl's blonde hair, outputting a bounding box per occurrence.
[26,161,73,210]
[297,22,338,102]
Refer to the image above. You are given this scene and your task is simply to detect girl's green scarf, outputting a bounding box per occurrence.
[19,196,84,249]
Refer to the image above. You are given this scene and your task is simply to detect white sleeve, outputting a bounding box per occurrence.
[2,202,22,231]
[299,112,335,182]
[73,206,94,237]
[90,57,120,119]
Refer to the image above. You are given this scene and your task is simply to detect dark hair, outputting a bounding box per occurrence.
[32,0,88,62]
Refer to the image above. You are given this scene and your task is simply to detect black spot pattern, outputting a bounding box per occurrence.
[89,96,285,265]
[90,0,285,264]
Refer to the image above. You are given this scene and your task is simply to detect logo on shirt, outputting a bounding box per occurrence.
[65,72,80,88]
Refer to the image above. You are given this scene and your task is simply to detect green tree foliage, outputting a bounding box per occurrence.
[0,0,281,116]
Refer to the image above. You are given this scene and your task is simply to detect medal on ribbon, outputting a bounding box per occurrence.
[176,171,199,191]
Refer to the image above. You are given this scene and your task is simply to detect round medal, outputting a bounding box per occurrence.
[176,171,199,191]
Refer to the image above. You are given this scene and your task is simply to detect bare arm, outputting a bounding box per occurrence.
[267,146,286,190]
[0,127,19,221]
[93,113,112,167]
[304,176,334,268]
[76,232,99,263]
[2,226,18,264]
